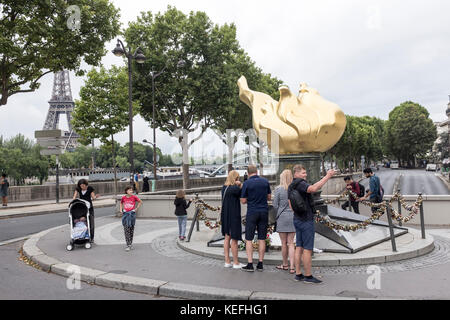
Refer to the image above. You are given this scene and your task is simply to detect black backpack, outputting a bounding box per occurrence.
[358,183,365,197]
[288,188,308,217]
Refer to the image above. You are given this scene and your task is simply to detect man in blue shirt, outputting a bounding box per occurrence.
[240,165,271,272]
[360,168,382,212]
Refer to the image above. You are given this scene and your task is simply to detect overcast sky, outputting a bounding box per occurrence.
[1,0,449,158]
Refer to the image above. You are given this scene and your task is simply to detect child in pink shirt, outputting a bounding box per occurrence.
[120,186,142,251]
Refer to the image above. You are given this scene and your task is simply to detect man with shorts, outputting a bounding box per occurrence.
[240,165,271,272]
[288,165,336,284]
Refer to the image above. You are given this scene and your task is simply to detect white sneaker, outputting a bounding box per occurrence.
[233,263,246,269]
[224,263,232,268]
[130,245,134,250]
[313,248,323,253]
[125,246,131,252]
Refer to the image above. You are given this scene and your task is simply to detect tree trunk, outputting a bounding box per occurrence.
[181,138,190,190]
[227,142,234,173]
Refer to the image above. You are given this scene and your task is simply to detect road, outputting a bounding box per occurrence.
[0,206,176,299]
[358,168,449,196]
[0,206,115,243]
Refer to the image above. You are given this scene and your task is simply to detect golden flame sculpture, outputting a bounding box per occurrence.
[237,76,346,154]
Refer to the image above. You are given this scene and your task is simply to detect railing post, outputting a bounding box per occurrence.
[186,206,199,243]
[397,189,402,227]
[419,192,426,239]
[385,200,397,252]
[348,192,352,212]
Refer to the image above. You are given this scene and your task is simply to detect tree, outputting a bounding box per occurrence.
[210,51,283,172]
[0,134,48,184]
[125,6,244,189]
[0,0,120,106]
[72,66,132,197]
[330,115,386,171]
[385,101,437,167]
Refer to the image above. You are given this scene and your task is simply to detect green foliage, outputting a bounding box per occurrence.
[385,101,437,166]
[436,131,449,160]
[329,115,386,170]
[0,134,49,184]
[72,66,132,146]
[0,0,121,105]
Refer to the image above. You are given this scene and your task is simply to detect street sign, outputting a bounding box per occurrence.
[37,138,66,147]
[40,148,65,156]
[35,129,63,139]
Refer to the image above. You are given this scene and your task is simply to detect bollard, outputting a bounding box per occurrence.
[419,192,426,239]
[385,200,397,252]
[397,189,402,227]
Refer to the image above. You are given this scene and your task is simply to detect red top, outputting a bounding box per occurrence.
[121,195,140,212]
[349,182,360,200]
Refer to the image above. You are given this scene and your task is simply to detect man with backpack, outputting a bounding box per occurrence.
[288,164,336,284]
[341,176,363,213]
[360,168,383,212]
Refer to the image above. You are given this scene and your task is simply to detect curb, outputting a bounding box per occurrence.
[21,227,369,300]
[436,174,450,190]
[178,229,435,267]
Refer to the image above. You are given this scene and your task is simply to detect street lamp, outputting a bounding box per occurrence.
[148,59,186,181]
[112,39,145,187]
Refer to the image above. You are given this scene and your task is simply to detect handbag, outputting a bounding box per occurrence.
[272,189,290,232]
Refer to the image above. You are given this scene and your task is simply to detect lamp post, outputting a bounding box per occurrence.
[148,59,186,181]
[112,39,145,187]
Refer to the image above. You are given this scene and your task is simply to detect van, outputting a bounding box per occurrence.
[426,164,437,171]
[390,161,399,169]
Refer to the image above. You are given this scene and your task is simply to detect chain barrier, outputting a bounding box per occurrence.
[318,189,424,231]
[192,189,423,233]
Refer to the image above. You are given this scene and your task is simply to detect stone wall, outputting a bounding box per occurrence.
[7,172,356,203]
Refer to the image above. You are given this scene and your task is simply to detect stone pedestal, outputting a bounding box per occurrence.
[275,153,327,215]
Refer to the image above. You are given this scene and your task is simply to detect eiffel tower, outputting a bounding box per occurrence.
[43,70,79,149]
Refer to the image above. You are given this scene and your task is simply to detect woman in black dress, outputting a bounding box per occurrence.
[221,170,244,269]
[73,179,99,243]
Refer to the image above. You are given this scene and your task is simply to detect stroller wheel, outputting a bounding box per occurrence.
[85,243,91,249]
[66,244,73,251]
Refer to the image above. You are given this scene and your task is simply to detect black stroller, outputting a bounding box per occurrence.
[66,199,92,251]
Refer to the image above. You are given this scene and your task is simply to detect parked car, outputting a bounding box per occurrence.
[426,163,437,171]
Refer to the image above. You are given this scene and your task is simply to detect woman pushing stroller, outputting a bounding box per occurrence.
[73,179,99,243]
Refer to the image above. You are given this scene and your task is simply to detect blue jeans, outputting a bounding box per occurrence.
[177,215,187,237]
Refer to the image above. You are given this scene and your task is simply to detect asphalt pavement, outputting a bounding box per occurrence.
[0,241,172,300]
[0,206,115,243]
[358,168,449,195]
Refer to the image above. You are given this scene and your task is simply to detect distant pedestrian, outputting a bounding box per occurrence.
[174,190,192,241]
[221,170,244,269]
[341,176,361,214]
[73,179,99,243]
[120,186,142,251]
[134,173,139,194]
[0,173,9,207]
[273,169,296,274]
[288,164,336,284]
[243,172,248,182]
[360,168,383,212]
[142,175,150,192]
[240,165,272,272]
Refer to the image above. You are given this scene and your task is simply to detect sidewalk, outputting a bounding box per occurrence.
[0,197,116,219]
[21,215,450,300]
